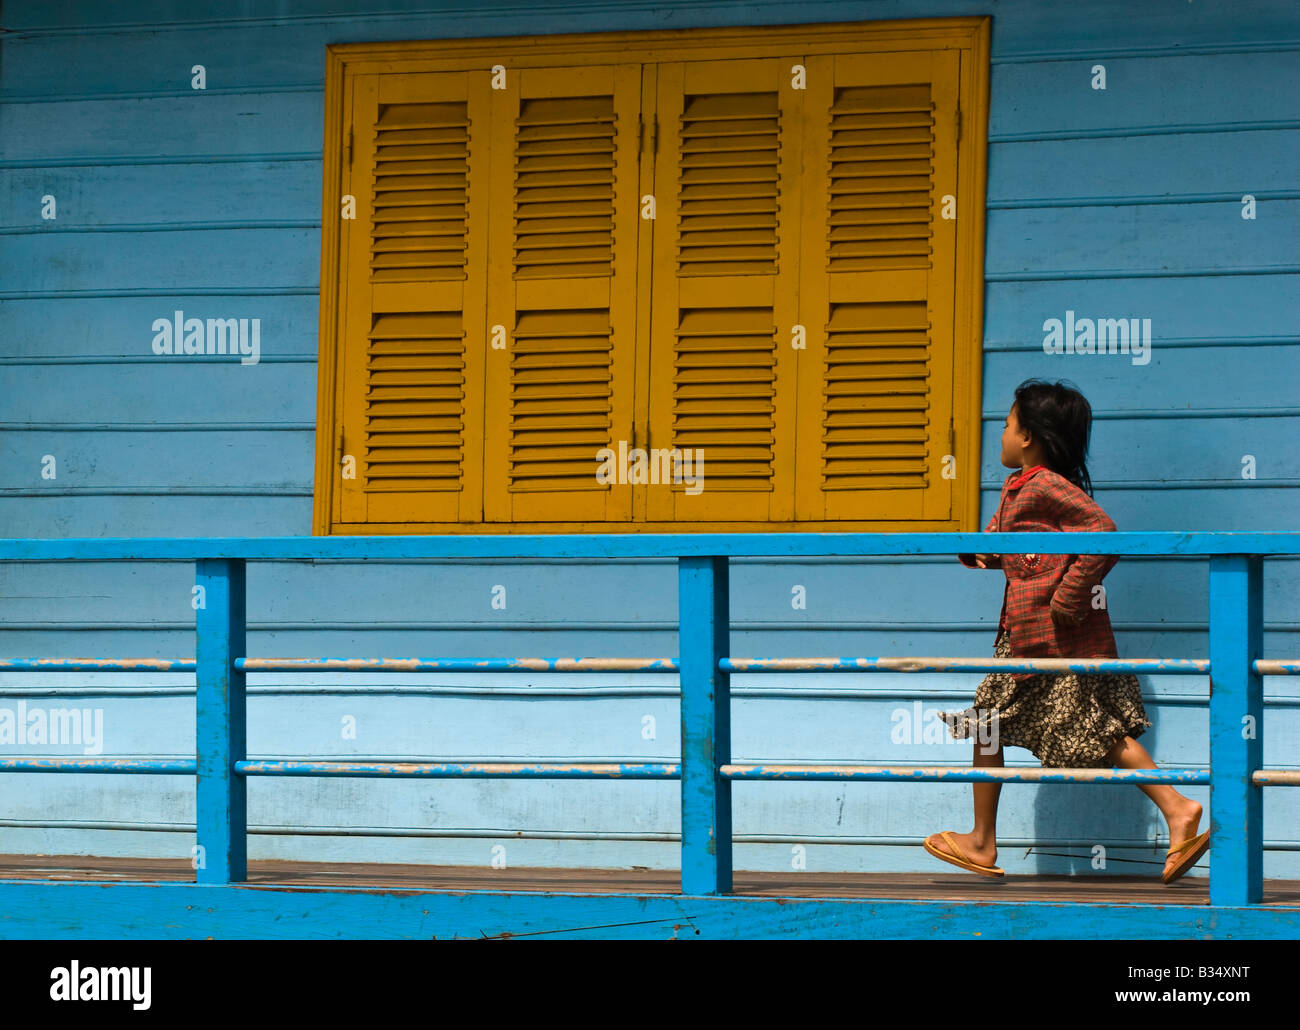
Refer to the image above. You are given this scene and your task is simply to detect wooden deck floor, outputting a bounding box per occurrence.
[3,854,1299,905]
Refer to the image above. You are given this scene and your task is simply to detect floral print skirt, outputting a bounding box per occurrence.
[939,630,1154,768]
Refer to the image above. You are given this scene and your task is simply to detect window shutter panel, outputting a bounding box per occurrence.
[646,59,801,521]
[482,65,642,522]
[336,71,489,524]
[795,50,960,522]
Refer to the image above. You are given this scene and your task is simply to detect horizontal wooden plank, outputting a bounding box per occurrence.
[987,199,1300,276]
[0,92,323,162]
[0,428,314,490]
[0,295,320,358]
[0,162,319,229]
[984,275,1300,342]
[989,131,1300,202]
[0,494,309,538]
[977,343,1299,410]
[974,416,1300,482]
[0,364,315,421]
[0,229,320,293]
[6,855,1293,909]
[3,0,1295,56]
[989,51,1300,138]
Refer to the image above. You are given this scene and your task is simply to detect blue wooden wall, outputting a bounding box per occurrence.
[0,0,1297,877]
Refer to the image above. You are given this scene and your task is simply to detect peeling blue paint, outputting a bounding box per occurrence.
[720,765,1212,783]
[0,758,197,773]
[722,657,1210,674]
[234,657,679,672]
[233,761,680,778]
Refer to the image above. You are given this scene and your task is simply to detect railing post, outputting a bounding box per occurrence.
[677,556,732,895]
[1208,554,1263,905]
[195,558,247,884]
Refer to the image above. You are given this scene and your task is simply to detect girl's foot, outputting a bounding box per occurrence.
[924,830,997,870]
[1163,800,1204,879]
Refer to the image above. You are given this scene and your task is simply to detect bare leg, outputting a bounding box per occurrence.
[1104,734,1203,878]
[925,737,1003,869]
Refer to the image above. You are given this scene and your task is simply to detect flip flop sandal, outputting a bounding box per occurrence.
[1161,830,1211,884]
[924,830,1005,877]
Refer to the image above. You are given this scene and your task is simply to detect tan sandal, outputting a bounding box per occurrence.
[924,830,1005,877]
[1161,830,1211,884]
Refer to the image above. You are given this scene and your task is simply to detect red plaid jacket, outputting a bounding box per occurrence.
[958,465,1120,681]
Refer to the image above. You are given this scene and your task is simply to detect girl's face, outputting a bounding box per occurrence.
[1000,404,1033,469]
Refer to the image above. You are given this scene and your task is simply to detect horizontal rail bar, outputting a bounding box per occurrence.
[234,760,680,778]
[17,656,1291,677]
[1,531,1297,561]
[235,657,678,672]
[0,658,196,671]
[3,759,1289,787]
[3,758,1288,787]
[7,686,1287,706]
[723,656,1209,674]
[720,764,1212,783]
[1252,770,1300,785]
[0,758,197,773]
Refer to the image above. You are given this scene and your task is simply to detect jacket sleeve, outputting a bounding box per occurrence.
[1038,479,1118,618]
[958,510,1003,569]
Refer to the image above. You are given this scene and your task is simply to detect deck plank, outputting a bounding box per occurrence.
[2,854,1298,906]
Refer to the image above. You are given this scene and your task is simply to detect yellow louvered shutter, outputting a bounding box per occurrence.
[319,26,985,534]
[646,59,801,521]
[795,50,960,521]
[482,66,642,522]
[336,71,489,524]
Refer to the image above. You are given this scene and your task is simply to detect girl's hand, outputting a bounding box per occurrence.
[1050,599,1087,626]
[974,553,997,569]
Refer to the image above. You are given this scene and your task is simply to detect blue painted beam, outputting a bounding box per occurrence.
[0,883,1295,941]
[1209,556,1265,906]
[195,559,246,885]
[0,758,196,773]
[0,531,1296,561]
[678,556,732,896]
[0,655,1227,676]
[0,655,1263,676]
[0,759,1225,785]
[234,761,680,778]
[0,658,196,671]
[234,657,679,672]
[722,657,1210,674]
[720,765,1211,784]
[1255,659,1300,675]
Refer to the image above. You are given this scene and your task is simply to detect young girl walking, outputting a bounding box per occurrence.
[925,379,1210,885]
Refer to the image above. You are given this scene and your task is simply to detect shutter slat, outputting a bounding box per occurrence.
[508,309,614,492]
[369,100,469,283]
[676,91,780,276]
[364,312,466,492]
[670,305,776,490]
[828,84,933,273]
[514,95,617,279]
[822,300,930,490]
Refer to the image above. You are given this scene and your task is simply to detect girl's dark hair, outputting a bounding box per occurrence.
[1012,378,1095,497]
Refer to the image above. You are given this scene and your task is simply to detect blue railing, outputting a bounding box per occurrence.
[1,532,1296,917]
